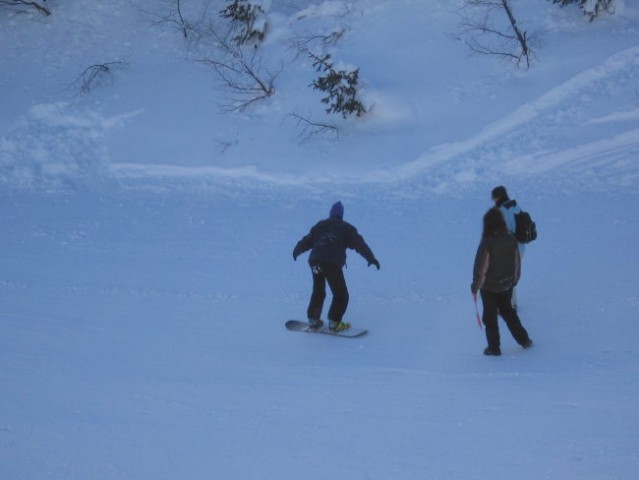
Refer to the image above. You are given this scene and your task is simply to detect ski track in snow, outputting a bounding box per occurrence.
[105,45,639,190]
[11,42,636,192]
[502,128,639,176]
[2,3,638,194]
[402,46,639,178]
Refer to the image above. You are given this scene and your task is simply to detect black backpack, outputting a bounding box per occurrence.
[514,210,537,244]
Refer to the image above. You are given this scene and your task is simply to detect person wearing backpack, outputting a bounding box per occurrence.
[471,208,533,356]
[491,185,533,309]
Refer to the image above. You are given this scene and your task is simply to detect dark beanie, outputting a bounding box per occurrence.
[329,201,344,219]
[491,185,509,201]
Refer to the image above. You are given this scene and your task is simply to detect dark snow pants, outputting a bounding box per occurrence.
[307,260,349,322]
[480,288,530,350]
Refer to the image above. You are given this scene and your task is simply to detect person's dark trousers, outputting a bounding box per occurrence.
[307,260,349,322]
[480,288,530,350]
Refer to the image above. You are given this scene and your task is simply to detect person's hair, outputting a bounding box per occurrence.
[491,185,509,203]
[482,207,508,239]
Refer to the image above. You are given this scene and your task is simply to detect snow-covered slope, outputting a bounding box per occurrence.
[2,0,638,187]
[1,1,638,479]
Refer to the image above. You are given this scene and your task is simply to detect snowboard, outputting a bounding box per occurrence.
[285,319,367,338]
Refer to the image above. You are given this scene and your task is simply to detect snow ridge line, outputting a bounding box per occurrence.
[502,128,639,174]
[111,45,639,187]
[396,45,639,178]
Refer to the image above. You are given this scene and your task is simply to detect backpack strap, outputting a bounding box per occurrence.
[502,199,517,209]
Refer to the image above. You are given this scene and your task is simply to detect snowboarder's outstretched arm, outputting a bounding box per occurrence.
[347,228,380,270]
[292,228,315,260]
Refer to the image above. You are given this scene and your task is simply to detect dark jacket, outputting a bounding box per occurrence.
[293,217,376,267]
[472,231,521,293]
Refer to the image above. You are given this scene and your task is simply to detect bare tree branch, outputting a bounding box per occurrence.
[285,28,347,60]
[197,28,279,112]
[0,0,51,16]
[137,0,195,39]
[70,62,127,96]
[500,0,530,66]
[288,113,339,142]
[457,0,534,69]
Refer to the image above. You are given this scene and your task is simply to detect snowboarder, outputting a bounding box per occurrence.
[471,207,533,356]
[491,185,526,309]
[293,201,380,332]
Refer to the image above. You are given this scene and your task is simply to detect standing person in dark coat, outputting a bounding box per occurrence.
[471,207,533,356]
[293,201,380,332]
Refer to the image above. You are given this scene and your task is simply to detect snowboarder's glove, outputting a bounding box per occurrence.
[471,283,478,295]
[293,246,302,261]
[368,258,380,270]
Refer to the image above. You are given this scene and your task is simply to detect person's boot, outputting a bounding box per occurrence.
[329,320,350,332]
[483,346,502,356]
[308,318,323,330]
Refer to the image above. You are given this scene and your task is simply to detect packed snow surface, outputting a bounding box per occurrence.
[1,1,638,479]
